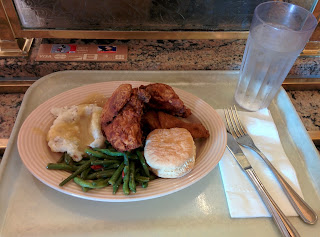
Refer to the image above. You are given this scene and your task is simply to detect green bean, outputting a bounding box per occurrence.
[128,154,139,160]
[149,174,156,181]
[104,163,121,169]
[73,177,92,188]
[93,182,109,189]
[112,175,123,194]
[129,162,136,193]
[86,169,116,179]
[51,146,155,195]
[124,152,129,166]
[106,145,117,152]
[92,179,110,187]
[80,167,91,179]
[135,174,150,183]
[137,150,150,177]
[57,153,65,163]
[91,160,121,166]
[122,153,130,194]
[81,186,90,192]
[64,153,74,165]
[108,162,125,185]
[122,165,130,195]
[93,148,124,157]
[135,167,141,175]
[85,148,111,159]
[73,177,109,189]
[88,154,97,164]
[47,163,77,172]
[141,182,148,188]
[59,159,93,186]
[76,160,89,166]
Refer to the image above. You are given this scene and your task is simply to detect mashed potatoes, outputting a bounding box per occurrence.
[47,104,105,161]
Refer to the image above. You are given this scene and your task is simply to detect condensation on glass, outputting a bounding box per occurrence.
[14,0,317,31]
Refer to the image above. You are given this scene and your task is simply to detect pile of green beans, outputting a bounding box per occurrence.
[46,146,154,195]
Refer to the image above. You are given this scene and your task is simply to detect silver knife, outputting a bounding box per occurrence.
[226,132,300,237]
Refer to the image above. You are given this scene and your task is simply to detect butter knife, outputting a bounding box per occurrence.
[226,132,300,237]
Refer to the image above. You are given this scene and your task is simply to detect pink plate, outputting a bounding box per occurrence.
[17,81,227,202]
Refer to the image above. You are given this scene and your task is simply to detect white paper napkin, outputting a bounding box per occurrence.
[217,108,304,218]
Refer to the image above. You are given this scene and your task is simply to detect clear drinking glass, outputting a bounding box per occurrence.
[234,1,317,111]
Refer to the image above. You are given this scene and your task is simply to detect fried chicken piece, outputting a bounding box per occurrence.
[158,112,209,139]
[101,84,132,125]
[142,110,161,132]
[142,83,192,118]
[101,83,199,151]
[102,88,145,152]
[137,86,151,103]
[142,111,209,139]
[103,107,142,152]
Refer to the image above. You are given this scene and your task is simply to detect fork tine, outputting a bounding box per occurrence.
[224,109,233,133]
[224,108,240,138]
[226,107,241,138]
[224,109,235,136]
[232,105,248,136]
[228,107,242,138]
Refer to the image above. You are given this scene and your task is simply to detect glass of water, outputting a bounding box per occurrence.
[234,1,317,111]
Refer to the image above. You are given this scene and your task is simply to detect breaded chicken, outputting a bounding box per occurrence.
[102,88,147,151]
[142,110,161,131]
[101,83,197,151]
[103,106,142,152]
[142,83,192,118]
[142,111,209,139]
[100,84,132,125]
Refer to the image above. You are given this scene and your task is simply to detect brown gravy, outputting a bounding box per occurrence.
[79,93,108,107]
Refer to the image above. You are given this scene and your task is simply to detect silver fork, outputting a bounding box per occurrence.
[225,105,318,225]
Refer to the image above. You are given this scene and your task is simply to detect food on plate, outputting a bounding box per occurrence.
[46,82,209,195]
[157,111,209,139]
[101,87,150,152]
[47,147,153,195]
[144,128,196,178]
[141,83,192,118]
[141,110,161,131]
[47,104,105,162]
[100,84,132,124]
[101,83,195,152]
[142,110,209,139]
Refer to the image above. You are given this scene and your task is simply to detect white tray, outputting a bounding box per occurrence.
[1,71,319,237]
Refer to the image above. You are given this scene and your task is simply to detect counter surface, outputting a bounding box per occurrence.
[1,38,319,78]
